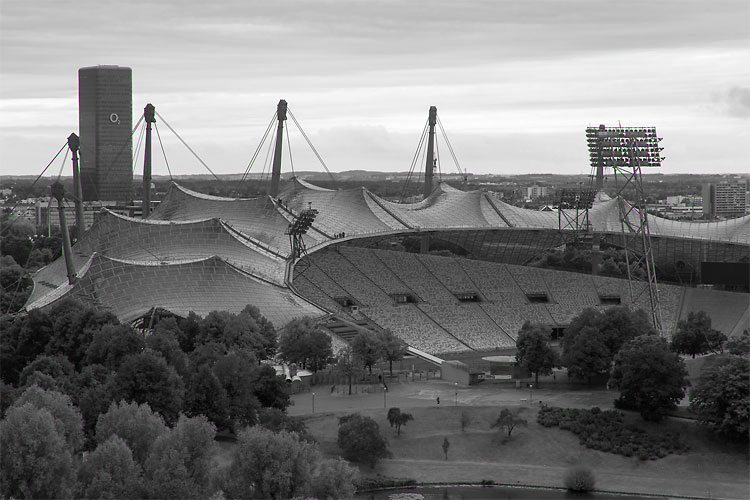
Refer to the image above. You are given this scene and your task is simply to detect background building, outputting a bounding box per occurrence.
[526,185,549,200]
[702,179,748,218]
[79,65,133,202]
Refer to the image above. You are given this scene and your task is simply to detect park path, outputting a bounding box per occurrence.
[378,458,748,500]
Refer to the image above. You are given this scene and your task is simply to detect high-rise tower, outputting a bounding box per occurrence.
[78,65,133,202]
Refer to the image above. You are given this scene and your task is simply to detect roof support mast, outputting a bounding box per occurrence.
[67,133,86,232]
[142,103,156,218]
[270,99,287,197]
[424,106,437,198]
[51,182,77,285]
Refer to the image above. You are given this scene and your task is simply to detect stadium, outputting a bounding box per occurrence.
[25,173,750,364]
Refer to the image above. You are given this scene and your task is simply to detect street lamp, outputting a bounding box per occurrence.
[312,392,315,414]
[528,384,533,405]
[383,386,387,409]
[454,382,458,405]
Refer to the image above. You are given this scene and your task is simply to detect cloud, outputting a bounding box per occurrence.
[725,87,750,118]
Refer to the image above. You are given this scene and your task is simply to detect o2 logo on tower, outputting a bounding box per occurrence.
[109,113,120,124]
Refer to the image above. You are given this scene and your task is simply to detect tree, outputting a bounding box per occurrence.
[689,355,749,439]
[351,330,383,374]
[393,411,414,436]
[184,364,231,431]
[13,384,84,453]
[143,415,217,499]
[380,329,407,376]
[46,298,119,369]
[278,317,333,372]
[335,346,359,395]
[0,309,54,384]
[387,407,401,428]
[726,330,750,356]
[194,307,276,360]
[113,350,185,424]
[18,353,77,396]
[515,322,557,386]
[310,457,359,500]
[442,437,450,460]
[0,403,76,499]
[0,254,32,313]
[145,328,189,377]
[222,426,320,499]
[337,413,390,467]
[563,326,610,384]
[212,351,261,429]
[252,364,290,410]
[85,324,145,370]
[491,408,527,437]
[96,400,169,464]
[77,435,142,499]
[670,311,727,358]
[257,407,315,442]
[75,364,118,441]
[610,336,688,421]
[563,306,653,362]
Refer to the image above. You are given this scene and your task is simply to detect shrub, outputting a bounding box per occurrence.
[537,405,685,460]
[564,467,595,493]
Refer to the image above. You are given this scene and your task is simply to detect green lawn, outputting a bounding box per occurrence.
[301,405,749,500]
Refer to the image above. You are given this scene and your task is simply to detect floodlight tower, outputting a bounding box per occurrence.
[286,202,319,272]
[269,99,288,197]
[556,185,595,242]
[586,124,665,335]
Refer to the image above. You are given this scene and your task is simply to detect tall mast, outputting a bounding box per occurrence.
[143,103,155,218]
[51,182,77,285]
[67,133,85,232]
[424,106,437,198]
[269,99,287,197]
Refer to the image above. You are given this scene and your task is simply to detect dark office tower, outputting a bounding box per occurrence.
[78,65,133,202]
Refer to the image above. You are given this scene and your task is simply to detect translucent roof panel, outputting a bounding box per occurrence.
[150,183,324,254]
[376,184,496,229]
[31,255,322,326]
[280,179,398,236]
[26,211,288,309]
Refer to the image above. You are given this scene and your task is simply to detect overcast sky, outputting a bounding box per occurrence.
[1,0,748,179]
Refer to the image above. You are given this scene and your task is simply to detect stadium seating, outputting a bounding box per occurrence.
[363,305,468,353]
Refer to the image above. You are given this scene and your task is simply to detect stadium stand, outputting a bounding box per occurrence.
[363,305,469,353]
[372,250,456,303]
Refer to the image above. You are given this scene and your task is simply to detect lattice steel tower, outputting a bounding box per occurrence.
[587,124,665,335]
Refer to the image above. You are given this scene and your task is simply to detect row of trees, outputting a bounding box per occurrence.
[515,305,748,435]
[1,298,289,443]
[1,386,358,499]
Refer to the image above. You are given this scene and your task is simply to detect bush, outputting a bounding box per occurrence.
[537,405,685,460]
[354,475,416,491]
[564,467,595,493]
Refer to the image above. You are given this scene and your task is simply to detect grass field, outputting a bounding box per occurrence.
[300,404,749,500]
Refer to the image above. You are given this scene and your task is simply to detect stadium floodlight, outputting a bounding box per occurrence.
[585,124,664,335]
[286,205,319,264]
[587,125,664,171]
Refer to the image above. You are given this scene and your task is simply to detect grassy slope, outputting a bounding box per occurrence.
[302,405,749,500]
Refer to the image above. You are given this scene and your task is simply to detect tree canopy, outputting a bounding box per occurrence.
[670,311,726,358]
[277,316,333,372]
[337,413,391,467]
[515,322,557,385]
[610,336,688,421]
[689,354,749,439]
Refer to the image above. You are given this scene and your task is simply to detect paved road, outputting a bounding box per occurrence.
[289,379,619,416]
